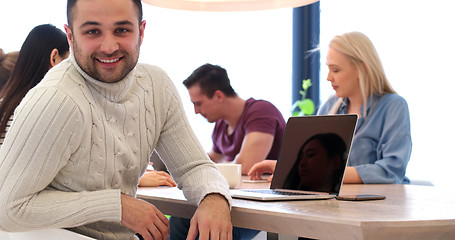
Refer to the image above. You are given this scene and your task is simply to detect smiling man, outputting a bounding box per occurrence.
[0,0,232,240]
[66,0,143,83]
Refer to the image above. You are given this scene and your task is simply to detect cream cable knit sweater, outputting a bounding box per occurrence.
[0,55,231,239]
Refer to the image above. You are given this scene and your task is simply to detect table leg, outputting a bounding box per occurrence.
[267,232,278,240]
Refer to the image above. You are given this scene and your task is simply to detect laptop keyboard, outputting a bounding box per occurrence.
[242,189,314,196]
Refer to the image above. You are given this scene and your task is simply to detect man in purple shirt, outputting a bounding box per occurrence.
[183,63,286,174]
[169,63,286,240]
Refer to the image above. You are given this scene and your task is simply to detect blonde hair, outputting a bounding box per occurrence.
[329,32,395,113]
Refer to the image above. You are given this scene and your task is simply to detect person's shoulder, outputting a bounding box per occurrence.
[380,93,406,102]
[17,60,82,114]
[244,98,285,121]
[36,59,76,88]
[318,95,339,115]
[320,94,340,107]
[136,63,169,80]
[248,98,279,110]
[378,93,408,108]
[137,63,165,72]
[135,63,173,88]
[376,93,409,116]
[325,94,340,104]
[30,60,91,107]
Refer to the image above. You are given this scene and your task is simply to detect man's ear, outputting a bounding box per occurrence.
[139,20,146,46]
[49,48,60,68]
[213,90,225,102]
[64,24,74,51]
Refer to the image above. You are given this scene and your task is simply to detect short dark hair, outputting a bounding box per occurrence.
[67,0,143,28]
[183,63,236,98]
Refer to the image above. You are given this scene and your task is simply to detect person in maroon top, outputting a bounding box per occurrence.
[183,63,286,175]
[171,63,286,240]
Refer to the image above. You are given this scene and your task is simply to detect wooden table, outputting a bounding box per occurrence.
[137,179,455,240]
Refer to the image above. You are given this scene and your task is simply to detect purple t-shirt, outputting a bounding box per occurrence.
[211,98,286,161]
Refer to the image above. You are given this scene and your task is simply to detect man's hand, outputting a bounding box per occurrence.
[248,160,277,182]
[139,170,177,187]
[187,193,232,240]
[121,194,169,240]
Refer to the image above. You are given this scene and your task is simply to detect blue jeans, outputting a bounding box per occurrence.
[169,216,259,240]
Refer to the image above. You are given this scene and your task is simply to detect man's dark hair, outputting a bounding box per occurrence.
[67,0,143,28]
[183,63,237,98]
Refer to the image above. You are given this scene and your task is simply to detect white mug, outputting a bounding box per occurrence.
[215,163,242,189]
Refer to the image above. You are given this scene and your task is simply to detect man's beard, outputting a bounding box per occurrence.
[72,40,140,83]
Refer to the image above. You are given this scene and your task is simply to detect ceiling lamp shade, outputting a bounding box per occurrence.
[142,0,319,12]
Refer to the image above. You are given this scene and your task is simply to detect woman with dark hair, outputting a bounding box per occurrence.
[283,133,347,193]
[0,24,69,146]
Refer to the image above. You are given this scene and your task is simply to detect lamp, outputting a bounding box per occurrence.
[142,0,319,12]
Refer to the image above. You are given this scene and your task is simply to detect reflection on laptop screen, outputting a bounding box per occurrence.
[270,115,357,195]
[282,133,347,193]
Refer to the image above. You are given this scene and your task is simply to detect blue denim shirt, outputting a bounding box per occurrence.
[318,93,412,184]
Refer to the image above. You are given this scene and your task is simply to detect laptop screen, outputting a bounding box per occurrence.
[270,115,357,195]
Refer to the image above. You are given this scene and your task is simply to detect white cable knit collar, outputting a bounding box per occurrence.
[69,53,136,103]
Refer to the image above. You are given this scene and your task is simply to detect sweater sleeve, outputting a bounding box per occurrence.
[144,66,232,207]
[0,87,121,232]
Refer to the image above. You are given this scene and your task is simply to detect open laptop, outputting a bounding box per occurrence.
[230,114,358,201]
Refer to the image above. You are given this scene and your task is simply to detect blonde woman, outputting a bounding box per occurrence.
[249,32,412,185]
[319,31,411,184]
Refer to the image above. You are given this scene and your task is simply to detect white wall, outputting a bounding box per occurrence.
[140,5,293,152]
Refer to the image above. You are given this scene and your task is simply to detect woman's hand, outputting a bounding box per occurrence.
[139,170,177,187]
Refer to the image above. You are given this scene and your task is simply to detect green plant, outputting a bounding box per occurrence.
[291,79,315,116]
